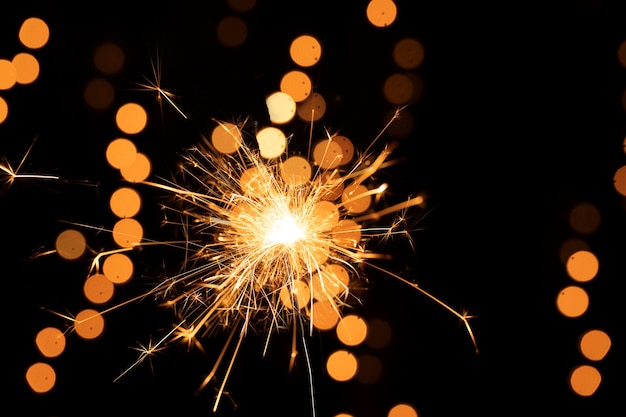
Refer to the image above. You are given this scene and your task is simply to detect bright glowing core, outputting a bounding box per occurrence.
[266,212,306,245]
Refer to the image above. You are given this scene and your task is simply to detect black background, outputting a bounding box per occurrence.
[2,1,626,416]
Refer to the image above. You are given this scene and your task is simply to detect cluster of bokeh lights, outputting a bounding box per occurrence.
[6,2,440,417]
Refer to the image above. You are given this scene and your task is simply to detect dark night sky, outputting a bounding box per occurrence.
[2,1,626,416]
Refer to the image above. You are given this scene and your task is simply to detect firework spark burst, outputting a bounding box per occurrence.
[98,102,477,413]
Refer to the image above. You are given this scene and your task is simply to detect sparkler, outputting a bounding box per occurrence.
[104,103,477,414]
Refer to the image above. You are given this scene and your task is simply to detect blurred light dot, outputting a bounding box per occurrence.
[12,52,39,84]
[35,327,66,358]
[393,38,424,69]
[311,200,340,232]
[335,135,355,165]
[112,218,143,248]
[311,263,348,300]
[342,183,372,214]
[617,40,626,69]
[93,42,125,75]
[26,362,55,393]
[84,77,115,110]
[19,17,49,49]
[366,0,397,27]
[337,314,368,346]
[84,273,115,304]
[103,253,133,284]
[355,353,383,384]
[256,126,287,158]
[0,59,17,90]
[613,165,626,196]
[280,280,310,309]
[55,229,87,260]
[106,138,137,169]
[579,329,611,361]
[332,219,361,248]
[318,171,344,201]
[313,138,344,169]
[290,35,322,67]
[0,97,8,124]
[297,92,326,122]
[280,70,312,102]
[217,15,248,47]
[388,403,418,417]
[266,91,296,124]
[74,309,105,340]
[312,299,341,330]
[365,318,393,349]
[116,102,147,135]
[280,155,311,185]
[566,250,599,282]
[120,152,151,182]
[239,167,263,196]
[210,121,242,154]
[569,202,601,234]
[556,285,589,318]
[559,238,590,265]
[228,0,256,11]
[569,365,601,396]
[383,73,416,105]
[110,186,141,218]
[326,350,358,381]
[334,414,354,417]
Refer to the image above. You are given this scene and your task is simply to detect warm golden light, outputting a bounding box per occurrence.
[116,102,147,135]
[84,77,115,110]
[579,329,611,361]
[84,273,115,304]
[110,186,142,218]
[120,152,151,182]
[613,165,626,196]
[336,314,368,346]
[19,17,50,49]
[93,42,125,74]
[311,300,341,330]
[256,126,287,158]
[383,73,415,105]
[35,327,66,358]
[0,59,17,90]
[0,97,8,124]
[280,155,311,185]
[102,253,134,284]
[566,250,599,282]
[568,202,601,234]
[290,35,322,67]
[366,0,398,27]
[266,91,296,124]
[216,15,248,47]
[313,138,344,169]
[25,362,56,393]
[280,70,312,102]
[558,237,590,264]
[393,38,424,69]
[106,138,137,169]
[12,52,39,85]
[326,350,358,381]
[210,121,243,154]
[74,309,105,340]
[556,285,589,318]
[112,218,144,248]
[388,403,418,417]
[569,364,601,396]
[297,92,326,121]
[55,229,87,260]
